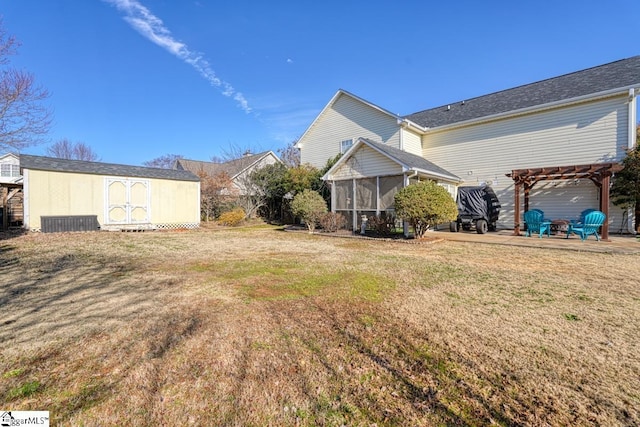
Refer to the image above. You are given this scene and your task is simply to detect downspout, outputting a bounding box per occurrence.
[405,170,419,184]
[628,88,637,150]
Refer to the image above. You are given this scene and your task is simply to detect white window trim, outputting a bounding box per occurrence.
[340,138,353,153]
[0,164,20,177]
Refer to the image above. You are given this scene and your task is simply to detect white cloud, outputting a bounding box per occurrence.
[103,0,251,113]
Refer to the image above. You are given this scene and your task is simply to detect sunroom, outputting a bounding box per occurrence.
[322,138,461,231]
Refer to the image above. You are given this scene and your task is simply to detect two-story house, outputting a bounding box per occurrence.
[296,56,640,238]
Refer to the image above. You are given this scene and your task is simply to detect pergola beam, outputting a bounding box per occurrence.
[506,162,623,240]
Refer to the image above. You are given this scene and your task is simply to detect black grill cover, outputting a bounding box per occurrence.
[456,186,501,222]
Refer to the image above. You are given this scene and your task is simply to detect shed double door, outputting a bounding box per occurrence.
[105,178,150,224]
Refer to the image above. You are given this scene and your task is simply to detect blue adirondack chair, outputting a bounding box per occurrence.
[566,210,606,241]
[570,208,596,227]
[524,210,551,237]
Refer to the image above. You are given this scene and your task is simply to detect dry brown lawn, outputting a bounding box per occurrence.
[0,226,638,426]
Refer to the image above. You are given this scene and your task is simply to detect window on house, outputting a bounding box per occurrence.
[437,182,457,200]
[340,139,353,153]
[0,164,20,177]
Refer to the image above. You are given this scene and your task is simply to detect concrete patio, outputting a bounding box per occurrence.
[432,228,640,255]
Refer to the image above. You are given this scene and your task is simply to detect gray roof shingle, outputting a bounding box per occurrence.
[404,56,640,128]
[174,151,274,178]
[20,154,200,182]
[360,138,460,181]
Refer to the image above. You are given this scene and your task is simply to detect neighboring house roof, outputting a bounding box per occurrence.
[324,137,461,182]
[174,151,280,179]
[1,153,19,162]
[20,154,200,182]
[405,55,640,129]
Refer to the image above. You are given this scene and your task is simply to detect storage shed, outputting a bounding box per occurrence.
[20,155,201,232]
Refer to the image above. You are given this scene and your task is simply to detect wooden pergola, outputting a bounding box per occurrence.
[506,162,623,240]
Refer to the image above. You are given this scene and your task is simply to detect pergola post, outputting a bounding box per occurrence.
[513,180,521,236]
[600,174,611,240]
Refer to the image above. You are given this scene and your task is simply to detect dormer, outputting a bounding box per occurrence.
[0,153,21,184]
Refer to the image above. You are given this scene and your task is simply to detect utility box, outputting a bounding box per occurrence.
[40,215,100,233]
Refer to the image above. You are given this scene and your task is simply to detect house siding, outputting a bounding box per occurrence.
[0,154,21,184]
[24,169,200,230]
[422,95,629,229]
[401,128,422,157]
[232,153,280,193]
[300,93,401,168]
[330,145,404,180]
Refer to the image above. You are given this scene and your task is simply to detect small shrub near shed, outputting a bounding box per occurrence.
[217,208,246,226]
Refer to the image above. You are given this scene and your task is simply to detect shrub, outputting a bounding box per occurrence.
[367,213,396,236]
[217,208,246,226]
[394,181,458,239]
[291,190,328,233]
[319,212,347,232]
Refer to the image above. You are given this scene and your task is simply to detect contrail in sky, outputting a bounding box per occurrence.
[103,0,251,113]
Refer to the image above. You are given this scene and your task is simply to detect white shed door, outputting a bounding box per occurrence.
[105,178,150,224]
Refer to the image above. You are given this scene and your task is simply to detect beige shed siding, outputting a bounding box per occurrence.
[401,128,422,156]
[423,96,629,229]
[331,145,404,180]
[149,179,200,225]
[24,169,199,230]
[300,94,401,168]
[26,170,104,229]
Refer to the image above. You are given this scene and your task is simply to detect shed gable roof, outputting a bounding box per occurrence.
[20,154,200,182]
[404,55,640,129]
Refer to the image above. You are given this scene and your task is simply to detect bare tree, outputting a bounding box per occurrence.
[0,20,52,152]
[278,139,300,167]
[198,170,238,221]
[46,139,100,161]
[215,143,282,219]
[217,143,263,163]
[143,153,184,169]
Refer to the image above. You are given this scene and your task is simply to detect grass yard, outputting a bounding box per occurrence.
[0,226,639,426]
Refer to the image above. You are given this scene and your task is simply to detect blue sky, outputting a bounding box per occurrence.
[2,0,639,165]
